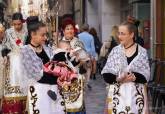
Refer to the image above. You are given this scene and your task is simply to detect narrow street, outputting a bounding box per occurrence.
[85,74,107,114]
[0,0,164,114]
[84,74,165,114]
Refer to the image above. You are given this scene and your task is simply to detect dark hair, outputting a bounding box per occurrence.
[120,21,137,41]
[12,12,23,21]
[89,27,97,37]
[25,16,46,44]
[26,16,39,27]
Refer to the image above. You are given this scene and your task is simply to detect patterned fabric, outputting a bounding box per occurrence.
[2,25,28,97]
[2,51,27,113]
[3,24,27,50]
[62,37,84,50]
[21,45,66,114]
[102,44,150,114]
[101,44,150,81]
[1,25,28,114]
[62,37,86,114]
[21,45,53,81]
[2,97,27,114]
[62,37,90,62]
[61,75,84,112]
[28,83,65,114]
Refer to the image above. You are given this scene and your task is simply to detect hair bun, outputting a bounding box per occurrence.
[127,15,140,26]
[26,16,39,25]
[12,12,23,21]
[127,16,136,24]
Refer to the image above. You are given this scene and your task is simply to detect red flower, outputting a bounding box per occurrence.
[16,38,22,45]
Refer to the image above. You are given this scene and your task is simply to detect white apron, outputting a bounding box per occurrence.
[102,44,150,114]
[28,83,65,114]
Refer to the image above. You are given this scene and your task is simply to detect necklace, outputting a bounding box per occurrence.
[30,43,41,48]
[30,43,42,53]
[124,42,135,49]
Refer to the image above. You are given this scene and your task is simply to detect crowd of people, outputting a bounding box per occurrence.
[0,12,150,114]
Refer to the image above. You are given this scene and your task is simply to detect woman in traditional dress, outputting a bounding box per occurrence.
[2,12,28,114]
[102,21,150,114]
[61,18,86,114]
[4,12,27,49]
[21,16,65,114]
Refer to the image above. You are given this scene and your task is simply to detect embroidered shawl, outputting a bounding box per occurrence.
[3,24,27,50]
[101,44,150,82]
[21,45,53,81]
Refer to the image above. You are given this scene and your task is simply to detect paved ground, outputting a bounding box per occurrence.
[85,74,107,114]
[84,74,165,114]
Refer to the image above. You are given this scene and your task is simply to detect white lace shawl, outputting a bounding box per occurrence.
[21,45,53,81]
[3,24,28,50]
[101,44,150,82]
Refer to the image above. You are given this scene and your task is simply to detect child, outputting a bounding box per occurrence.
[53,40,90,72]
[44,40,88,113]
[44,40,80,100]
